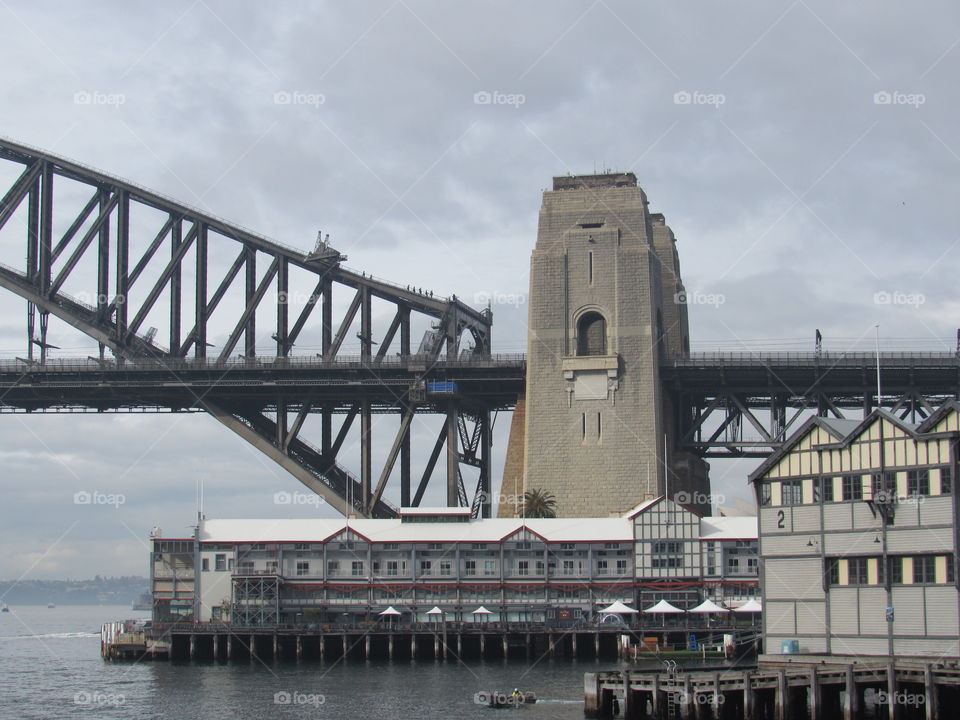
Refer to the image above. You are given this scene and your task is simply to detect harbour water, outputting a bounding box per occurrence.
[1,605,749,719]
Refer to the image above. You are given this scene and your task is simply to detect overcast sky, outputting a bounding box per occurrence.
[1,1,958,579]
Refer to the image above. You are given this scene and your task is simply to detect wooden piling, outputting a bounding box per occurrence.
[681,675,693,720]
[924,664,937,720]
[810,668,821,720]
[365,635,370,660]
[743,671,753,720]
[885,662,897,720]
[651,673,664,720]
[776,670,787,720]
[844,666,858,720]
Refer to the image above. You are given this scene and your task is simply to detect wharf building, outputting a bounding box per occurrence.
[499,173,710,518]
[751,401,960,659]
[150,498,757,627]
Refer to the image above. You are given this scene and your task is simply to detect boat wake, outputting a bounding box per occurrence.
[0,632,98,641]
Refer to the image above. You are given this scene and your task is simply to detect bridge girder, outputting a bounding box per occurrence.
[0,137,496,518]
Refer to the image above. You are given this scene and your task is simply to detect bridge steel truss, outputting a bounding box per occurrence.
[662,352,960,458]
[0,137,497,518]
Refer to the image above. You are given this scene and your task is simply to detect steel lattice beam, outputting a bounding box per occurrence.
[0,137,496,518]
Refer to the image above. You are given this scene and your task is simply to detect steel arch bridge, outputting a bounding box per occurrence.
[0,137,505,519]
[2,137,959,518]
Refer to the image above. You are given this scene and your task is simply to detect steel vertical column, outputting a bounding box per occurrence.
[361,398,372,509]
[360,284,371,360]
[25,176,39,361]
[400,307,412,505]
[38,162,52,302]
[479,410,492,517]
[115,190,130,346]
[322,278,333,355]
[320,278,333,456]
[195,223,207,358]
[96,189,111,359]
[169,219,182,353]
[446,401,459,506]
[244,245,256,357]
[276,258,288,356]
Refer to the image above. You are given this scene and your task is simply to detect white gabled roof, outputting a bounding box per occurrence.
[699,516,757,541]
[197,516,634,544]
[398,506,471,516]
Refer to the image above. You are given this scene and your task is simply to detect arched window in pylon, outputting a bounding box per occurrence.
[576,312,607,356]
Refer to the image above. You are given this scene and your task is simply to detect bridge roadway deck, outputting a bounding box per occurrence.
[0,354,527,412]
[660,351,960,408]
[0,351,956,413]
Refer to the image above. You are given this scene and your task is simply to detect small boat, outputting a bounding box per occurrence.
[1,604,9,612]
[47,602,55,609]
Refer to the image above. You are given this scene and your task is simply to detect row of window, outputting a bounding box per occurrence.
[212,559,632,577]
[234,541,624,552]
[761,467,953,506]
[826,555,955,586]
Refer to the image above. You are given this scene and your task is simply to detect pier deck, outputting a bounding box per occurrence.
[585,657,960,719]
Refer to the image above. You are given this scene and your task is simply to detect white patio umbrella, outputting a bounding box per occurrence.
[426,606,444,624]
[642,599,685,627]
[642,599,685,614]
[688,599,729,613]
[731,599,762,613]
[471,606,492,624]
[379,606,401,627]
[598,600,639,614]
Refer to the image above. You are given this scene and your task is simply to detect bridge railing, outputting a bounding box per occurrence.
[666,351,960,366]
[0,354,528,373]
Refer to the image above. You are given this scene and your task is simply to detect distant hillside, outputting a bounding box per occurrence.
[0,576,149,606]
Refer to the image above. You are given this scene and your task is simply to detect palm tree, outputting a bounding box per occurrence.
[523,488,557,518]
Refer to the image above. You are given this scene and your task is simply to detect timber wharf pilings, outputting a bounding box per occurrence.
[585,656,960,719]
[127,622,640,663]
